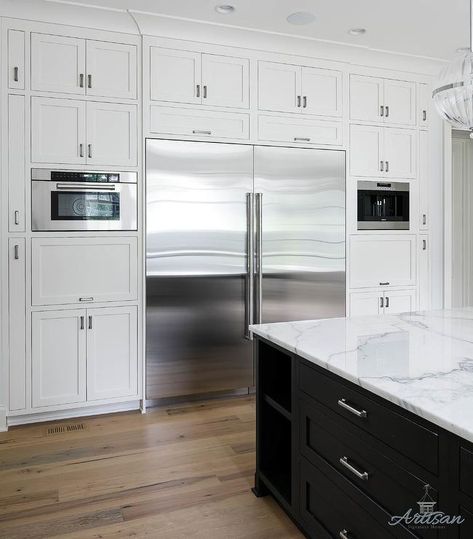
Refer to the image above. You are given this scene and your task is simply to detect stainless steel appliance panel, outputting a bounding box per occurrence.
[146,140,254,400]
[254,146,346,323]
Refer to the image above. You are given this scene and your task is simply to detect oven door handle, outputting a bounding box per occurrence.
[55,183,116,191]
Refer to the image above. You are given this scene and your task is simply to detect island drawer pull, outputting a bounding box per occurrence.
[339,530,352,539]
[338,398,367,418]
[339,456,369,481]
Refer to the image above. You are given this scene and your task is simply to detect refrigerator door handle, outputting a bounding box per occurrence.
[245,192,255,340]
[255,192,263,324]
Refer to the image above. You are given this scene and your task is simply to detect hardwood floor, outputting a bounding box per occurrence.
[0,397,303,538]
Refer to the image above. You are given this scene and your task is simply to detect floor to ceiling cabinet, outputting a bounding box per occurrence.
[7,29,25,90]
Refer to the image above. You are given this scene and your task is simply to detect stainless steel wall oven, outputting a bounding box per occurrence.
[357,181,409,230]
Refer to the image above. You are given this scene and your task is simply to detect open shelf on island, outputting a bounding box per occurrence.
[258,340,292,415]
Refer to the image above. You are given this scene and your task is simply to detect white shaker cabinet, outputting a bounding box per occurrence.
[383,79,417,127]
[349,291,382,316]
[86,40,137,100]
[350,124,384,177]
[86,102,137,166]
[31,96,86,164]
[8,29,25,90]
[300,66,342,117]
[384,127,417,179]
[418,83,431,128]
[9,239,26,411]
[32,309,87,408]
[384,289,417,314]
[418,235,431,310]
[31,33,85,94]
[349,75,384,123]
[87,306,138,400]
[201,53,249,109]
[8,95,26,232]
[258,61,300,113]
[419,130,430,229]
[350,289,416,316]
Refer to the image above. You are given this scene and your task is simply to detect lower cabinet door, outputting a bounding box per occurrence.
[384,289,417,314]
[32,310,87,408]
[349,291,382,316]
[86,306,138,400]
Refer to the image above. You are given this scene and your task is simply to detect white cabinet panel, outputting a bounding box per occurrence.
[418,83,430,128]
[419,130,429,229]
[350,125,383,177]
[201,53,249,109]
[384,80,416,127]
[31,97,86,164]
[149,105,249,140]
[9,239,26,411]
[32,237,138,306]
[8,95,25,232]
[384,289,417,314]
[86,102,137,166]
[258,61,301,113]
[32,310,86,408]
[349,235,416,288]
[258,115,342,146]
[418,235,431,310]
[8,29,25,90]
[87,306,138,400]
[86,40,137,100]
[150,47,201,104]
[302,67,342,117]
[349,291,382,316]
[349,75,383,123]
[384,128,417,179]
[31,33,85,95]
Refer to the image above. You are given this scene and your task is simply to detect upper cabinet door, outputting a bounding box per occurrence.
[384,128,417,178]
[8,30,25,90]
[31,33,86,95]
[418,83,431,128]
[86,40,137,100]
[31,97,86,164]
[86,102,137,166]
[350,124,383,177]
[384,79,416,127]
[349,75,384,123]
[150,47,201,104]
[258,61,301,113]
[301,67,342,117]
[201,53,249,109]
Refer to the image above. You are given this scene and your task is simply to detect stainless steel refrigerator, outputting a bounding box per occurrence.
[146,140,345,401]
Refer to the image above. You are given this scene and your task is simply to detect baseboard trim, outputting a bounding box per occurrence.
[7,401,141,427]
[0,407,7,431]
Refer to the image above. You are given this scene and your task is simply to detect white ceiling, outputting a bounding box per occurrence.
[49,0,467,60]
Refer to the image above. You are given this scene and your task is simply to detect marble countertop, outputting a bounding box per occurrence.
[250,308,473,443]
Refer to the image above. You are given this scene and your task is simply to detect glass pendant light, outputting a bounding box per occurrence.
[433,0,473,136]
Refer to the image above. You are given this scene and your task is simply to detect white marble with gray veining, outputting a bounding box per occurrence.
[250,308,473,442]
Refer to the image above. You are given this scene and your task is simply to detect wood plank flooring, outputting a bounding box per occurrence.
[0,396,303,538]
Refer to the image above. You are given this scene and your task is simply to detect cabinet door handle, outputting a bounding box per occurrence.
[297,95,301,108]
[14,210,20,225]
[423,214,427,225]
[339,456,369,481]
[379,160,384,172]
[385,105,390,117]
[88,144,92,159]
[88,315,93,330]
[339,530,352,539]
[79,297,94,302]
[14,244,19,260]
[13,66,19,82]
[385,296,390,308]
[192,129,211,135]
[303,95,307,108]
[294,137,311,142]
[203,85,207,98]
[380,296,384,309]
[379,281,390,286]
[385,160,389,173]
[423,110,427,122]
[423,239,427,250]
[196,84,200,98]
[337,398,367,418]
[87,74,92,89]
[380,105,384,117]
[79,73,84,88]
[79,143,84,158]
[80,316,85,330]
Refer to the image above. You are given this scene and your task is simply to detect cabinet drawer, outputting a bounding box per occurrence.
[299,362,439,474]
[300,456,416,539]
[460,445,473,500]
[32,237,138,305]
[300,397,438,538]
[149,105,249,140]
[258,115,342,146]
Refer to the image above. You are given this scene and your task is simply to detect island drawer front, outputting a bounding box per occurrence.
[300,397,439,539]
[460,445,473,500]
[459,505,473,538]
[299,361,439,474]
[300,456,417,539]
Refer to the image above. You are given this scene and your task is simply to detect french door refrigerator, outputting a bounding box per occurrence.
[146,140,345,401]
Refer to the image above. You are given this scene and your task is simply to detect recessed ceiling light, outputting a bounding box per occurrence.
[456,47,470,53]
[348,28,367,36]
[287,11,316,25]
[215,4,235,14]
